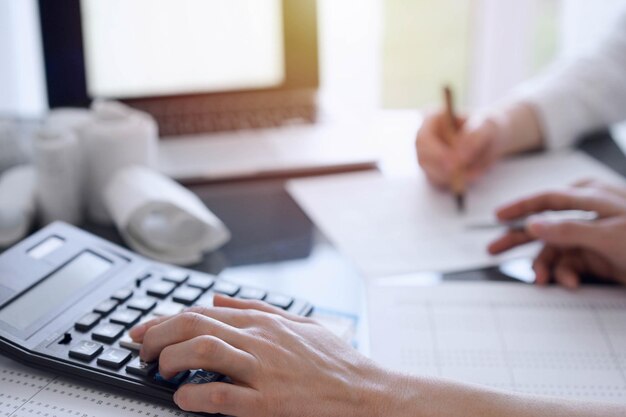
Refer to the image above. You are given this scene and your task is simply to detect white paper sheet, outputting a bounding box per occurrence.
[368,280,626,403]
[0,354,194,417]
[287,151,626,278]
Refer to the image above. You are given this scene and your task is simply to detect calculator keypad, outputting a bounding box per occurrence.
[64,269,312,396]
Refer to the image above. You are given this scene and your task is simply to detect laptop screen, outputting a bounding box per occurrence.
[39,0,319,109]
[80,0,286,99]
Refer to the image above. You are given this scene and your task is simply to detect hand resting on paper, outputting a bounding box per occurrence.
[489,180,626,288]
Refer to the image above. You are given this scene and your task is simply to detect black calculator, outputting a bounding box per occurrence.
[0,222,313,405]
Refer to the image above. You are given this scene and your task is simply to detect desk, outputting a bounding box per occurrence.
[78,111,626,354]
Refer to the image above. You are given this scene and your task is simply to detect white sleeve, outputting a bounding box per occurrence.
[513,10,626,149]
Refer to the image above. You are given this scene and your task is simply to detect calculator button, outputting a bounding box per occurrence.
[109,309,142,328]
[75,312,101,332]
[111,288,133,302]
[126,356,157,377]
[154,370,190,388]
[93,299,118,316]
[127,297,157,313]
[97,348,132,369]
[162,270,189,284]
[153,301,185,317]
[92,323,125,343]
[237,287,266,301]
[69,340,103,361]
[119,334,142,351]
[172,287,203,305]
[265,293,293,310]
[146,281,177,299]
[186,274,215,290]
[182,370,222,385]
[212,281,240,296]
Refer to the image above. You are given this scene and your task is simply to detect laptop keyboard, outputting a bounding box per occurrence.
[60,268,310,392]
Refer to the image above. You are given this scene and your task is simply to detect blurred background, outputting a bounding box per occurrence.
[1,0,624,120]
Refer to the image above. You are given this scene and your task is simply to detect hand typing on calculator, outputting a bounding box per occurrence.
[129,294,384,417]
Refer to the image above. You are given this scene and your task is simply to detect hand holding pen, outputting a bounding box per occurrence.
[487,180,626,288]
[415,88,505,207]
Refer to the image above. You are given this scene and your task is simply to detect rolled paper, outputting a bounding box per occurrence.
[34,127,83,225]
[78,101,158,224]
[0,165,37,248]
[104,166,231,265]
[0,119,29,174]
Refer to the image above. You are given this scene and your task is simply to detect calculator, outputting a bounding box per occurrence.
[0,222,313,405]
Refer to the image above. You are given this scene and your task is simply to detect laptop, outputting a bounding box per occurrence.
[39,0,378,183]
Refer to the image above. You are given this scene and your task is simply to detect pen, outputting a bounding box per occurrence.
[442,85,465,213]
[466,210,598,231]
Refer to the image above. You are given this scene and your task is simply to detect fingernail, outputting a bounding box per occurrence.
[173,390,180,404]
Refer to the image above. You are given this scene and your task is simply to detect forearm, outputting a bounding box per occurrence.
[383,374,626,417]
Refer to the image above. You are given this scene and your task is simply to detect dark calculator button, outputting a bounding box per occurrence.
[186,274,215,290]
[182,370,222,385]
[265,293,293,310]
[109,309,143,328]
[97,348,132,369]
[75,312,101,332]
[212,281,240,296]
[172,287,203,305]
[94,299,118,316]
[127,297,157,313]
[154,370,190,388]
[111,288,133,302]
[162,270,189,284]
[69,340,103,361]
[126,356,157,377]
[237,287,266,300]
[92,322,125,343]
[146,281,177,299]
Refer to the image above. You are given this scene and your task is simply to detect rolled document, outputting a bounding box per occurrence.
[78,101,158,224]
[34,127,83,225]
[104,166,231,265]
[0,165,37,248]
[0,119,29,173]
[44,108,93,131]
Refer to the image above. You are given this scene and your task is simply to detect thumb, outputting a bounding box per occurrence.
[527,220,607,253]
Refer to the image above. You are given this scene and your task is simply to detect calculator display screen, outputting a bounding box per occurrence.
[0,251,112,331]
